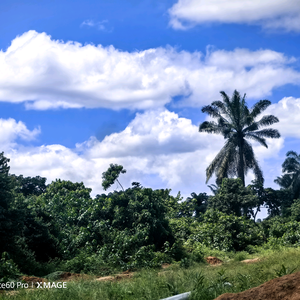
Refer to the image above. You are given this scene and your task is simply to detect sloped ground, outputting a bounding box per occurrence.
[215,271,300,300]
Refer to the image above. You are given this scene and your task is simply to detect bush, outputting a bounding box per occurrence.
[0,252,21,283]
[188,209,264,252]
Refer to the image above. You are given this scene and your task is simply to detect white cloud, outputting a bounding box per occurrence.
[4,111,223,198]
[0,31,299,111]
[77,109,212,158]
[168,0,300,32]
[81,19,112,32]
[4,108,286,199]
[0,118,40,151]
[264,97,300,139]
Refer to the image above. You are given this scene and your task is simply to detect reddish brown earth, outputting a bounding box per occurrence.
[161,263,171,269]
[241,258,260,264]
[205,256,223,265]
[20,276,47,284]
[95,270,134,282]
[215,271,300,300]
[21,272,90,284]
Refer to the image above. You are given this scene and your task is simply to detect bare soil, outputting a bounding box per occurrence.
[20,276,47,284]
[241,258,260,264]
[21,272,90,284]
[95,270,134,282]
[205,256,223,265]
[215,271,300,300]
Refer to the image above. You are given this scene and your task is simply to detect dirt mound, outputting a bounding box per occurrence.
[21,272,89,284]
[162,263,171,269]
[95,271,134,282]
[215,271,300,300]
[205,256,223,265]
[21,276,47,284]
[241,258,260,264]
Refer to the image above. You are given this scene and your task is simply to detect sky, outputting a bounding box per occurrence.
[1,0,300,218]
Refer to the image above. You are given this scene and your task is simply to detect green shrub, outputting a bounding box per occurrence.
[0,252,21,283]
[188,209,264,252]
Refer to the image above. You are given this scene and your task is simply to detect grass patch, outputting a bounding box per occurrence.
[1,247,300,300]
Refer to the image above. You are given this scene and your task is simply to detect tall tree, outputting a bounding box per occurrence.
[102,164,126,191]
[275,151,300,200]
[199,90,280,186]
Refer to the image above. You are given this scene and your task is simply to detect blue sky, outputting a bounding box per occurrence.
[1,1,300,217]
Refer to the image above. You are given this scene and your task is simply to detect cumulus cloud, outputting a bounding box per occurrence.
[4,110,223,197]
[0,31,299,110]
[168,0,300,32]
[264,97,300,139]
[4,107,286,200]
[77,109,213,158]
[0,118,40,151]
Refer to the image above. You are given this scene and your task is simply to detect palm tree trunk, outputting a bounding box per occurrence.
[238,139,245,186]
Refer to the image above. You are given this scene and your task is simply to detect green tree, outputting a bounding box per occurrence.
[10,174,47,197]
[102,164,126,191]
[275,151,300,200]
[180,192,208,218]
[189,209,263,251]
[263,188,293,217]
[37,179,97,257]
[94,186,179,267]
[208,178,258,217]
[0,152,13,209]
[199,90,280,186]
[291,199,300,221]
[0,152,20,254]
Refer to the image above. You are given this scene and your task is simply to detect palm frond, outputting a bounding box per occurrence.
[252,159,264,185]
[219,91,231,107]
[243,122,259,133]
[205,140,235,183]
[251,128,280,139]
[256,115,279,128]
[243,140,264,183]
[282,157,300,173]
[250,100,271,118]
[245,133,268,148]
[274,174,293,189]
[201,105,222,119]
[275,151,300,199]
[286,151,300,160]
[211,100,228,115]
[199,121,224,134]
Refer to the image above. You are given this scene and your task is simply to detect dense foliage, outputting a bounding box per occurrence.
[1,146,300,280]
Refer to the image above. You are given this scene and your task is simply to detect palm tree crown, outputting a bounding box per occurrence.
[275,151,300,199]
[199,90,280,186]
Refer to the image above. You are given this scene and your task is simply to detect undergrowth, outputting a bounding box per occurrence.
[1,247,300,300]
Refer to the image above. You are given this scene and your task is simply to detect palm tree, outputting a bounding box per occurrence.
[207,183,219,195]
[275,151,300,199]
[199,90,280,186]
